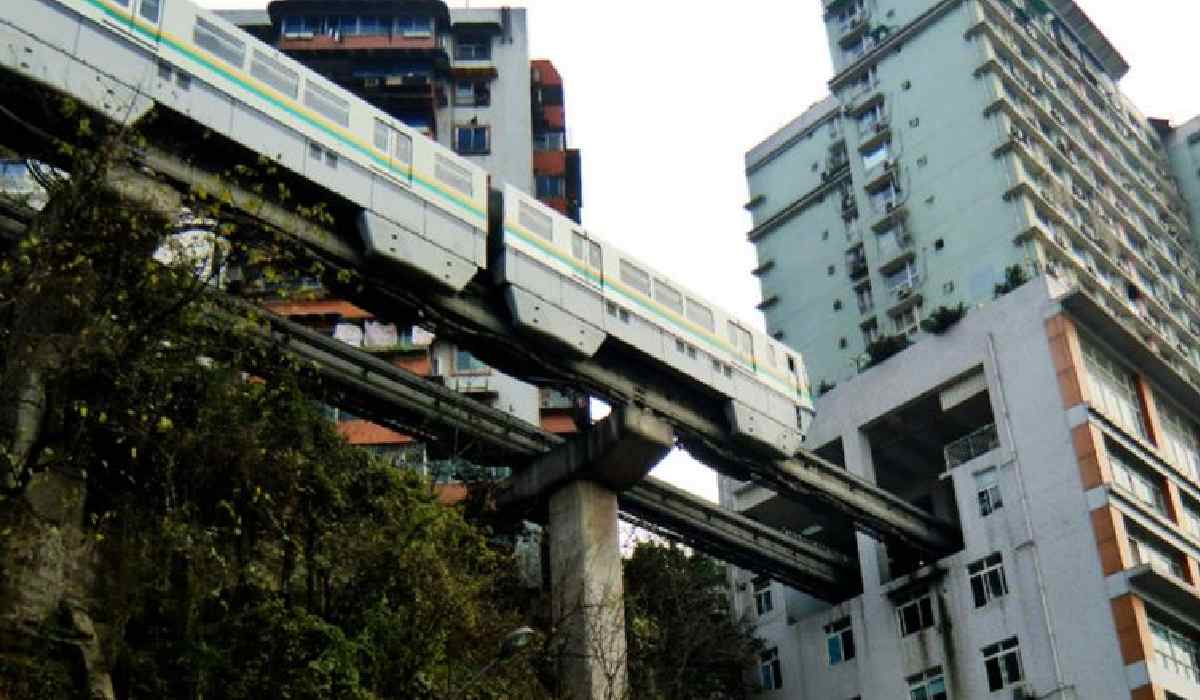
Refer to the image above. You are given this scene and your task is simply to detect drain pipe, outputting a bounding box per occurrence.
[987,331,1069,697]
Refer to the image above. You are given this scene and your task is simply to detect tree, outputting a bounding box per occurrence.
[623,543,760,699]
[0,115,549,699]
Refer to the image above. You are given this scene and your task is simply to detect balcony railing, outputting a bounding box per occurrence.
[944,423,1000,469]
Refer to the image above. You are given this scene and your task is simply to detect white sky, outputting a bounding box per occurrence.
[202,0,1200,501]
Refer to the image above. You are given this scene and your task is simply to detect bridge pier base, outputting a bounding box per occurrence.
[549,480,627,700]
[503,405,673,699]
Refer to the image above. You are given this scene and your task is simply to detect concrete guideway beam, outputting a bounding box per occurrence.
[621,478,857,599]
[499,405,675,509]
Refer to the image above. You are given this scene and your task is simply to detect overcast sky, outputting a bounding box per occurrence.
[203,0,1200,501]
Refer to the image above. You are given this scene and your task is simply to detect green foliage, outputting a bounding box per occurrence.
[624,543,759,700]
[993,264,1029,298]
[919,303,968,335]
[862,333,912,370]
[0,120,547,699]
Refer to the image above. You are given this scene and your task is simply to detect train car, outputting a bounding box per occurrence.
[494,187,813,456]
[3,0,490,290]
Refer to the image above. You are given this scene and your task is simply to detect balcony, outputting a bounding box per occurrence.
[837,11,871,46]
[943,423,1000,470]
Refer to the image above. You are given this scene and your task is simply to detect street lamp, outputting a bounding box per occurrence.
[454,626,538,698]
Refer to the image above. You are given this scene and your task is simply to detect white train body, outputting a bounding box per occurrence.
[1,0,814,455]
[497,187,813,455]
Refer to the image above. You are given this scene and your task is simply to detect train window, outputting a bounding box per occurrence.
[620,260,651,297]
[571,232,586,260]
[251,50,299,99]
[194,17,246,69]
[157,60,171,81]
[654,280,684,315]
[518,201,553,240]
[304,81,350,127]
[394,131,413,165]
[675,339,686,354]
[309,142,322,161]
[686,298,715,333]
[435,155,474,197]
[728,322,752,355]
[588,241,602,269]
[139,0,161,23]
[373,119,390,151]
[768,344,777,367]
[787,355,797,373]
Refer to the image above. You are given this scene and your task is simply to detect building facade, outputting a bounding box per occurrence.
[745,0,1200,392]
[722,278,1200,700]
[220,2,588,456]
[725,0,1200,697]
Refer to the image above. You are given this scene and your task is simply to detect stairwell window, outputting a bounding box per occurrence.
[975,467,1003,516]
[759,648,783,690]
[982,637,1023,692]
[895,590,935,637]
[753,577,773,616]
[906,666,947,700]
[967,553,1008,607]
[825,617,855,665]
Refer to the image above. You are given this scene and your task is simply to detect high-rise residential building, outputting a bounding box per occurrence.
[723,1,1200,698]
[219,2,588,464]
[744,0,1200,393]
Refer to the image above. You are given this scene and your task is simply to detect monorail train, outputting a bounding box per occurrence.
[1,0,814,455]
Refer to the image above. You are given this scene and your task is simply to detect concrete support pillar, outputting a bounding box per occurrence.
[549,480,627,700]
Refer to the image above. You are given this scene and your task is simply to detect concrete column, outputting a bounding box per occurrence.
[549,480,627,700]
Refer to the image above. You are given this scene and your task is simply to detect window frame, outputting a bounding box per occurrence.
[455,125,490,155]
[454,35,493,61]
[906,665,948,700]
[982,637,1023,692]
[967,553,1009,608]
[975,466,1004,516]
[896,591,936,637]
[824,617,856,666]
[753,577,773,616]
[759,648,783,691]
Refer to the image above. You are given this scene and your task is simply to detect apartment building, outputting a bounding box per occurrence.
[722,278,1200,700]
[219,2,589,456]
[722,0,1200,697]
[744,0,1200,392]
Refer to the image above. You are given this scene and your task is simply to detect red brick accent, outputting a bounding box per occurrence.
[1111,594,1152,665]
[1045,314,1088,409]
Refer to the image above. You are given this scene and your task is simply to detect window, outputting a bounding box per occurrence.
[139,0,161,23]
[862,140,891,170]
[975,467,1003,516]
[455,35,492,61]
[858,103,885,135]
[654,280,684,315]
[454,81,490,107]
[1184,507,1200,541]
[194,16,246,68]
[435,154,474,196]
[855,284,874,313]
[570,232,602,269]
[304,81,350,127]
[455,125,490,155]
[1158,397,1200,479]
[759,648,783,691]
[870,179,901,212]
[534,131,566,151]
[251,49,300,99]
[281,15,317,38]
[884,260,920,292]
[686,299,715,332]
[1109,449,1167,515]
[1081,339,1147,440]
[728,322,753,355]
[396,15,433,37]
[907,666,947,700]
[861,319,880,346]
[1128,532,1185,579]
[1151,619,1200,682]
[620,259,651,297]
[982,637,1023,692]
[825,617,855,665]
[968,553,1008,607]
[454,347,487,374]
[518,201,553,241]
[753,577,773,616]
[896,590,935,636]
[535,175,565,198]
